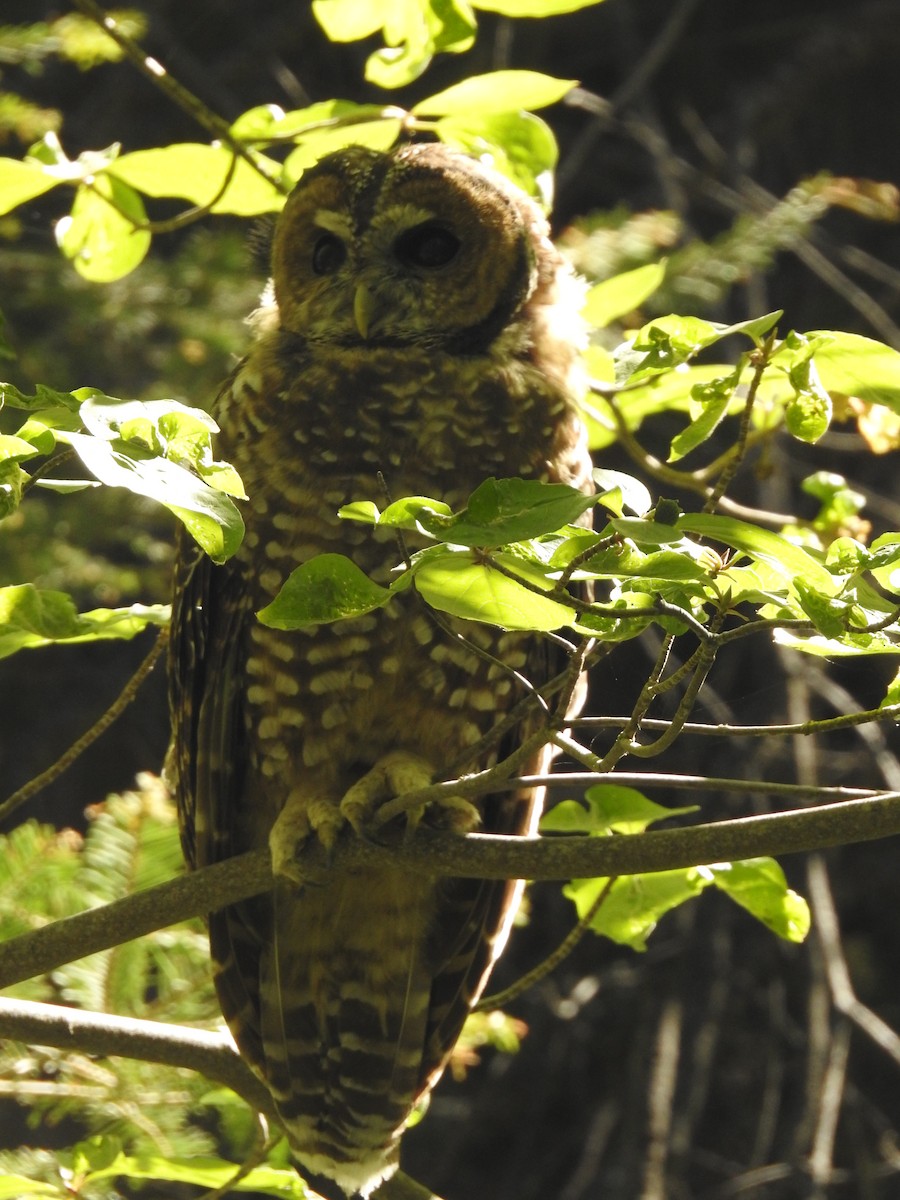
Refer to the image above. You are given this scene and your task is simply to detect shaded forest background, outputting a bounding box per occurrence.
[1,1,899,1197]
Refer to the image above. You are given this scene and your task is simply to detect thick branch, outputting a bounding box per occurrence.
[0,996,273,1116]
[2,792,899,990]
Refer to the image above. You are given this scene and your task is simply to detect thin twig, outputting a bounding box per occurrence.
[476,876,618,1012]
[71,0,284,190]
[0,627,168,824]
[569,704,900,739]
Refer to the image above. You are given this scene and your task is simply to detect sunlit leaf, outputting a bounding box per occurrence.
[0,381,81,412]
[414,548,573,630]
[0,585,169,660]
[0,157,59,215]
[676,513,835,593]
[592,469,652,517]
[542,785,698,835]
[474,0,605,11]
[435,111,558,205]
[583,260,666,329]
[809,330,900,411]
[428,478,596,547]
[564,870,709,951]
[283,118,403,181]
[61,431,243,562]
[709,859,810,942]
[414,70,577,115]
[111,144,284,215]
[56,174,151,281]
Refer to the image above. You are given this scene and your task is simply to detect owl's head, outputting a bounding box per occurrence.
[270,143,555,353]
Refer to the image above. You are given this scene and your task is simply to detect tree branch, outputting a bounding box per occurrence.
[2,791,900,990]
[0,999,445,1200]
[0,995,273,1116]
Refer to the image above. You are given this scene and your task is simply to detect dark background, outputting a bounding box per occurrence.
[1,1,899,1197]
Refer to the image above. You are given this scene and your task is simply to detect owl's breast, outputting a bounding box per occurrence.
[223,335,574,506]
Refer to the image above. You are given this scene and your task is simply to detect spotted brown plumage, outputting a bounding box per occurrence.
[168,143,592,1197]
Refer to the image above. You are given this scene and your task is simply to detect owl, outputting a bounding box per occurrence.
[168,142,592,1198]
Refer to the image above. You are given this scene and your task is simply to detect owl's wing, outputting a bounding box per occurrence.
[168,527,272,1070]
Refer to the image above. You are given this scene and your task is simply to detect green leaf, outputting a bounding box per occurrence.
[413,548,574,630]
[564,869,709,951]
[676,512,836,594]
[431,478,596,547]
[0,157,60,216]
[56,175,151,281]
[312,0,385,39]
[592,468,652,517]
[313,0,477,88]
[583,261,666,329]
[792,579,853,638]
[668,367,743,462]
[60,430,243,562]
[83,1149,307,1196]
[0,585,169,660]
[709,859,810,942]
[474,0,606,12]
[0,434,40,463]
[111,145,284,215]
[414,70,577,115]
[785,355,832,443]
[0,1176,61,1198]
[773,627,900,658]
[541,785,698,835]
[257,554,393,628]
[809,330,900,411]
[607,517,687,546]
[0,381,81,412]
[78,392,247,499]
[283,118,403,182]
[435,111,558,205]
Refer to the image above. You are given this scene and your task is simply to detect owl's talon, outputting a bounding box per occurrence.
[270,794,341,887]
[340,750,480,839]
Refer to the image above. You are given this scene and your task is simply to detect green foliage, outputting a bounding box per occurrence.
[0,68,577,279]
[1,382,245,567]
[0,12,146,144]
[310,0,604,86]
[0,584,168,659]
[543,786,810,950]
[0,781,265,1188]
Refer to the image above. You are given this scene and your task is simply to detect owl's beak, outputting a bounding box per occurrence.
[353,283,378,339]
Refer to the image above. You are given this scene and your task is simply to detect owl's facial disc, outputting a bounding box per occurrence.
[271,145,535,349]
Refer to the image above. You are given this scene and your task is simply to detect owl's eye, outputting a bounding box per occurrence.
[312,233,347,275]
[393,221,461,270]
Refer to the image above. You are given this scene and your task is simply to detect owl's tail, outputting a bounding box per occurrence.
[212,866,438,1197]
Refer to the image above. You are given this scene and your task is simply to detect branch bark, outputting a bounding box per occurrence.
[0,995,273,1116]
[1,790,899,991]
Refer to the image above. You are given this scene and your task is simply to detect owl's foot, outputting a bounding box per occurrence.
[269,794,343,886]
[340,750,480,838]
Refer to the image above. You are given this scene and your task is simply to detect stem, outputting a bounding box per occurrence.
[0,628,168,824]
[71,0,284,189]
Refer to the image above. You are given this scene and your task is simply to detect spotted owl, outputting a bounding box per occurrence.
[168,142,592,1197]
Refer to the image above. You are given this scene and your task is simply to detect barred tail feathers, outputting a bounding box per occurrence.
[260,869,438,1195]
